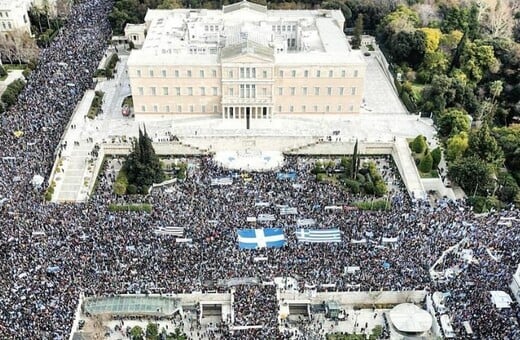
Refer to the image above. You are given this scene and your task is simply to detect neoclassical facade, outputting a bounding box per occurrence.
[127,1,366,121]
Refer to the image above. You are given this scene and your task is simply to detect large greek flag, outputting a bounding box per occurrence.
[237,228,286,249]
[296,228,341,243]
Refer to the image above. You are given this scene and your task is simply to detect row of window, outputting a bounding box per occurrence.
[279,105,356,113]
[137,86,357,97]
[141,104,219,113]
[135,68,359,79]
[139,104,355,113]
[1,21,12,30]
[277,86,357,96]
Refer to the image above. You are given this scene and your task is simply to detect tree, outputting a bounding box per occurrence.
[158,0,182,9]
[446,132,469,162]
[0,65,6,78]
[351,139,359,180]
[460,40,499,82]
[388,30,426,67]
[420,27,442,53]
[493,126,520,172]
[351,14,363,49]
[130,325,144,340]
[437,108,470,137]
[449,155,494,196]
[411,135,427,154]
[419,153,433,173]
[146,322,159,339]
[467,123,504,167]
[431,147,442,169]
[418,51,449,82]
[122,126,165,194]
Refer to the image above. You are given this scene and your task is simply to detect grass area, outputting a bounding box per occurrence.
[4,64,27,71]
[419,169,439,178]
[87,91,105,119]
[327,326,382,340]
[123,95,133,108]
[108,203,153,213]
[353,199,391,211]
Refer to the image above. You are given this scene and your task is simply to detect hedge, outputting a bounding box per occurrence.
[1,79,26,108]
[353,199,391,211]
[87,91,105,119]
[108,203,153,213]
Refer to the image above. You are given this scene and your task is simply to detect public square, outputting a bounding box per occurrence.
[0,0,519,339]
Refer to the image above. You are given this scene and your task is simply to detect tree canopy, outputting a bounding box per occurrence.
[122,127,165,194]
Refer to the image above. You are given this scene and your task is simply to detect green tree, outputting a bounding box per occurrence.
[446,132,469,162]
[460,41,499,82]
[131,325,144,340]
[418,153,433,173]
[493,126,520,172]
[437,108,470,137]
[411,135,427,154]
[351,139,359,180]
[123,127,165,194]
[0,65,6,78]
[418,51,449,82]
[146,322,159,340]
[449,155,494,196]
[467,124,504,167]
[496,172,520,204]
[431,147,442,169]
[351,14,363,49]
[420,27,442,53]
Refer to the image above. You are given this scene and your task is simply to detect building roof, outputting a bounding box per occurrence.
[83,295,180,316]
[490,290,512,309]
[388,303,432,333]
[128,1,365,67]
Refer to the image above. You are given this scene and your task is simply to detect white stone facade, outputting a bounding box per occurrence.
[127,1,366,120]
[0,0,32,35]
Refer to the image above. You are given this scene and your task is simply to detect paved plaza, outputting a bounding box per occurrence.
[50,50,445,202]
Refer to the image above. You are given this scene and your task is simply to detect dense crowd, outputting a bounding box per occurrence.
[0,0,518,339]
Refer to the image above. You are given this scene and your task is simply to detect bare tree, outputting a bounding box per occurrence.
[479,0,516,38]
[0,29,39,64]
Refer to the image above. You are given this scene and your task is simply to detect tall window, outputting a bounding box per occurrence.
[175,70,179,77]
[351,87,357,95]
[149,69,154,77]
[200,70,205,78]
[175,87,180,96]
[136,69,142,77]
[302,87,308,95]
[339,87,344,95]
[291,70,296,77]
[187,70,192,77]
[161,70,167,77]
[314,87,320,95]
[316,70,321,77]
[200,87,205,96]
[304,70,309,78]
[163,87,168,95]
[329,70,333,77]
[138,87,143,95]
[290,87,295,96]
[354,70,359,77]
[150,87,156,96]
[212,87,218,96]
[327,87,332,95]
[279,70,284,77]
[188,87,193,96]
[240,67,256,79]
[212,69,217,77]
[278,87,283,96]
[240,84,256,98]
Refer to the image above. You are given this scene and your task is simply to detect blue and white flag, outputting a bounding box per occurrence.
[296,228,341,243]
[276,171,297,181]
[237,228,286,249]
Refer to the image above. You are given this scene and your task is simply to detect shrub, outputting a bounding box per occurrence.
[113,169,128,195]
[126,184,137,194]
[108,203,152,213]
[353,199,390,211]
[356,173,366,183]
[419,153,433,173]
[343,179,360,194]
[1,79,25,108]
[316,173,326,182]
[374,181,387,197]
[411,135,427,154]
[22,68,31,79]
[0,65,6,77]
[363,181,375,194]
[431,147,442,169]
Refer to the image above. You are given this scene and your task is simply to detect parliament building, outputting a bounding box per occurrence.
[127,0,366,121]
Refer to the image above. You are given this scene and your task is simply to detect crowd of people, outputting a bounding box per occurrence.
[233,285,278,328]
[0,0,518,339]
